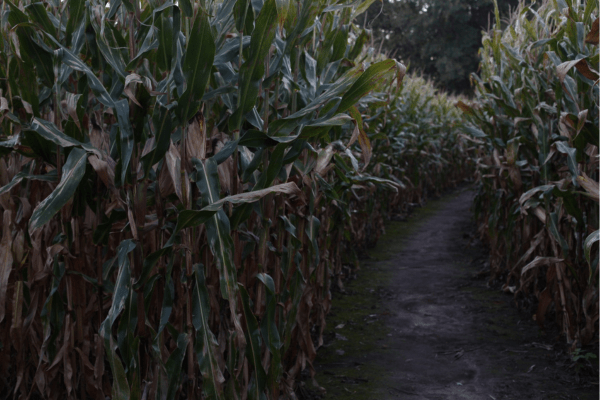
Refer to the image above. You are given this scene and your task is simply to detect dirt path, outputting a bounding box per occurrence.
[304,187,598,400]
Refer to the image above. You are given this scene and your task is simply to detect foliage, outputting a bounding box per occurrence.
[0,0,472,398]
[365,0,521,94]
[462,0,599,349]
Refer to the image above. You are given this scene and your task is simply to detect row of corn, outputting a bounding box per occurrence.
[0,0,472,398]
[461,0,598,350]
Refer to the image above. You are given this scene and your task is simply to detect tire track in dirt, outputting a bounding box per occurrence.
[306,187,598,400]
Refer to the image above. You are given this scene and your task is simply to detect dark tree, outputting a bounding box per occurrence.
[365,0,521,94]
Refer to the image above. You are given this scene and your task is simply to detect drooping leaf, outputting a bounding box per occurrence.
[337,59,398,113]
[29,147,88,235]
[29,118,101,156]
[192,265,225,400]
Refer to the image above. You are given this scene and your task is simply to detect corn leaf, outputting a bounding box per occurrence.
[28,147,87,235]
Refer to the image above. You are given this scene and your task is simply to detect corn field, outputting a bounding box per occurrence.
[0,0,475,398]
[461,0,599,350]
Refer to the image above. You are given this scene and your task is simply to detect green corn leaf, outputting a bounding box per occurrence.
[256,273,282,393]
[105,240,136,329]
[234,0,250,32]
[29,118,101,156]
[554,141,578,183]
[239,284,267,400]
[177,12,216,123]
[283,66,366,120]
[275,0,291,28]
[6,1,54,87]
[25,3,57,38]
[331,28,349,62]
[212,139,240,165]
[158,272,174,335]
[105,334,131,400]
[254,143,287,189]
[239,130,279,148]
[156,11,174,71]
[303,51,318,96]
[53,47,115,108]
[116,288,138,376]
[166,333,189,400]
[348,30,369,60]
[66,0,85,46]
[28,147,87,235]
[230,0,278,129]
[194,158,246,346]
[352,0,380,19]
[179,0,193,17]
[92,26,128,78]
[141,104,174,177]
[192,264,225,400]
[337,59,398,114]
[0,170,58,196]
[134,247,171,290]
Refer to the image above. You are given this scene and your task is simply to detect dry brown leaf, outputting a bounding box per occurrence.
[347,124,360,148]
[11,229,25,265]
[315,144,336,175]
[455,100,475,116]
[509,166,522,191]
[574,59,599,81]
[123,73,152,107]
[514,231,545,273]
[141,136,156,158]
[557,58,598,83]
[531,207,547,224]
[89,114,109,154]
[207,182,300,210]
[166,141,183,202]
[458,133,484,144]
[585,18,599,45]
[217,158,232,195]
[88,155,116,193]
[0,97,9,124]
[521,256,564,275]
[577,172,599,202]
[158,161,175,198]
[0,210,13,323]
[9,280,23,349]
[186,112,207,162]
[396,62,407,90]
[63,92,81,129]
[62,315,74,395]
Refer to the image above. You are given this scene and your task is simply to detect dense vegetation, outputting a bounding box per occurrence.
[462,0,598,350]
[0,0,471,398]
[365,0,521,94]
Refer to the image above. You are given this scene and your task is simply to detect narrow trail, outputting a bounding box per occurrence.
[306,187,597,400]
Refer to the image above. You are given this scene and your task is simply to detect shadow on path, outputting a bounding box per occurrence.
[304,186,598,400]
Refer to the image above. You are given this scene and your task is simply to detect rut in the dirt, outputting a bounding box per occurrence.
[306,187,598,400]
